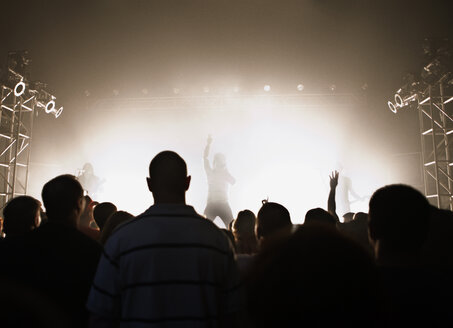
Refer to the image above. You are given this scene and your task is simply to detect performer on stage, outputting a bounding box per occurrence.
[203,135,235,228]
[77,163,104,198]
[336,165,363,217]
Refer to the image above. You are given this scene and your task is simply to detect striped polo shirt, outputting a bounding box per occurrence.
[86,204,242,327]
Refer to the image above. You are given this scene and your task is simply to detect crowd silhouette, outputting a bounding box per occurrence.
[1,150,453,328]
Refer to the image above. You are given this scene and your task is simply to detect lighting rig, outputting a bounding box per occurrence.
[0,51,63,209]
[388,39,453,209]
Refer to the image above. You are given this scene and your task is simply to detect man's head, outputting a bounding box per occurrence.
[93,202,117,230]
[256,201,292,242]
[305,208,337,226]
[368,184,430,259]
[3,196,41,237]
[213,153,226,169]
[147,151,190,204]
[41,174,84,225]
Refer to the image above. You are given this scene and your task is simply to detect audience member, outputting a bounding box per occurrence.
[87,151,243,327]
[0,175,103,328]
[338,211,373,255]
[99,210,133,245]
[305,207,337,226]
[2,195,41,240]
[232,209,258,254]
[255,200,292,250]
[246,223,380,328]
[368,184,453,326]
[93,201,117,231]
[78,195,100,241]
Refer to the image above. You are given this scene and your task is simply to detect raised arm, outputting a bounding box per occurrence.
[203,135,212,173]
[327,171,340,223]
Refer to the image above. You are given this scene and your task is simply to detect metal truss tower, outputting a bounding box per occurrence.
[418,73,453,209]
[0,83,35,209]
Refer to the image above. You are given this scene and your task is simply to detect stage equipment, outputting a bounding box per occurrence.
[391,40,453,209]
[0,51,63,209]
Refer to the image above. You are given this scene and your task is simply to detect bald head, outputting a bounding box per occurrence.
[147,151,190,204]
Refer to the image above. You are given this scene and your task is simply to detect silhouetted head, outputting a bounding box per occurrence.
[246,224,379,327]
[343,212,355,223]
[256,201,292,242]
[3,196,41,237]
[213,153,226,169]
[233,210,256,236]
[147,151,190,203]
[93,202,117,230]
[305,208,337,226]
[233,210,258,254]
[353,212,368,222]
[368,184,430,260]
[41,174,84,225]
[99,210,134,245]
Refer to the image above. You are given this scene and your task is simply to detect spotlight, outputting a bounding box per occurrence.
[264,84,271,92]
[14,81,26,97]
[388,101,398,114]
[55,106,63,118]
[45,100,55,114]
[297,84,304,92]
[329,84,336,92]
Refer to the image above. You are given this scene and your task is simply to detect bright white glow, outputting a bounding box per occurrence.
[55,106,63,118]
[424,161,435,166]
[388,101,397,113]
[28,97,391,225]
[14,81,25,97]
[203,87,210,93]
[263,84,271,92]
[45,100,55,113]
[329,84,336,92]
[297,84,304,91]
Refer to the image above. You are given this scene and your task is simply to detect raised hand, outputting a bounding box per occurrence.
[207,134,213,145]
[329,170,339,189]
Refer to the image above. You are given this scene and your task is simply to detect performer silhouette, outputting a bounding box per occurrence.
[203,135,235,227]
[76,163,104,198]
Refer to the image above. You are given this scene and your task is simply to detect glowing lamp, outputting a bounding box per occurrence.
[14,81,26,97]
[45,100,55,114]
[55,106,63,118]
[297,84,304,91]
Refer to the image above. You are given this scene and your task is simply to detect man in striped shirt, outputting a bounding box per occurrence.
[87,151,243,328]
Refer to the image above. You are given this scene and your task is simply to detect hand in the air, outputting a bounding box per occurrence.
[329,171,339,189]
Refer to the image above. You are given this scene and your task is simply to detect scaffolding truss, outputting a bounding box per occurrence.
[418,73,453,209]
[0,84,36,209]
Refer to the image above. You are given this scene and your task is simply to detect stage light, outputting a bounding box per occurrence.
[264,84,271,92]
[329,84,336,92]
[14,81,25,97]
[45,100,55,114]
[55,106,63,118]
[297,84,304,92]
[388,101,397,114]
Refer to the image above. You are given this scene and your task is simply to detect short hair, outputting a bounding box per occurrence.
[3,196,40,236]
[99,211,134,245]
[305,208,337,226]
[149,151,187,192]
[256,201,292,239]
[93,202,117,230]
[368,184,430,250]
[41,175,84,221]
